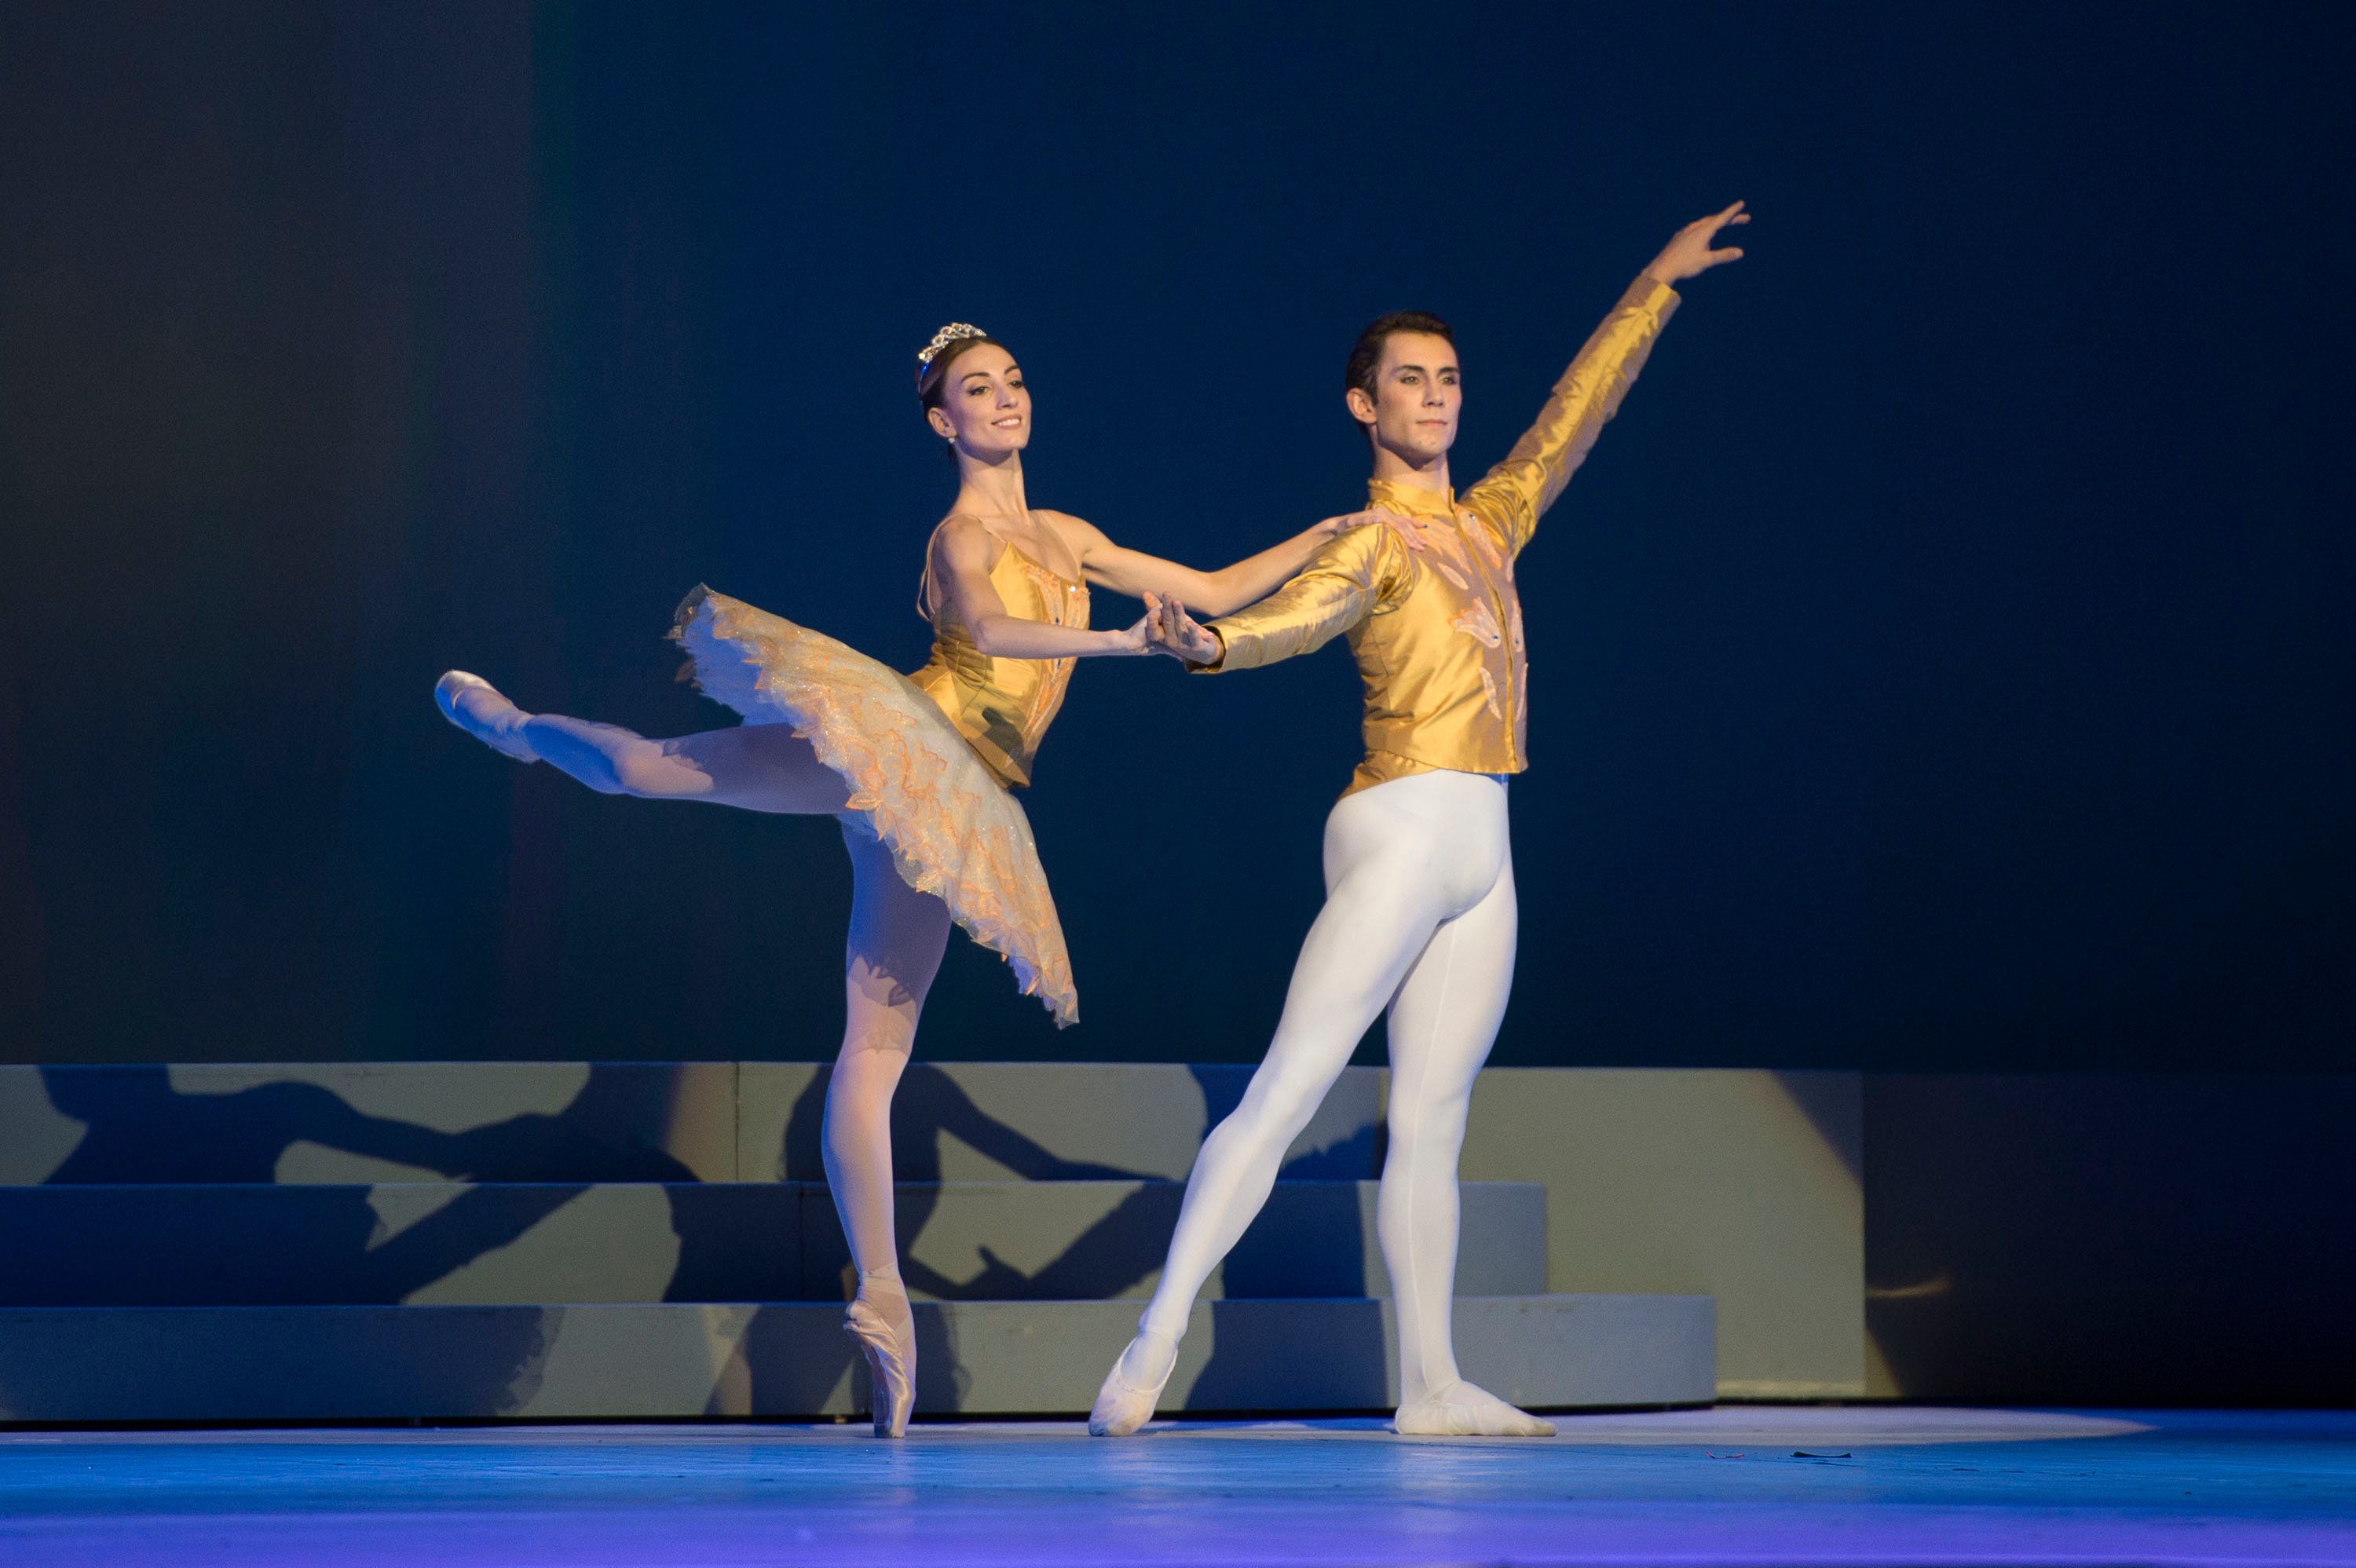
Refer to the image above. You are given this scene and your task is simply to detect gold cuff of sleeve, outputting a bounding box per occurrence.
[1187,627,1231,674]
[1626,273,1680,316]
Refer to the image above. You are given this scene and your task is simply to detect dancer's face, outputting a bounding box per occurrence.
[1347,331,1461,467]
[925,344,1030,461]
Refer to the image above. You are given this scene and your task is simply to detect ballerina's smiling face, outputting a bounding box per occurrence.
[924,343,1031,461]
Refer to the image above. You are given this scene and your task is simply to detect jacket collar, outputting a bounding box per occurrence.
[1366,477,1458,517]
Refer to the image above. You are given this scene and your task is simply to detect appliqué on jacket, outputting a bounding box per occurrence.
[1458,508,1505,572]
[1451,599,1504,649]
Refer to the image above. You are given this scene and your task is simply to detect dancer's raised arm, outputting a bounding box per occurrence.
[1047,507,1403,618]
[1464,202,1747,558]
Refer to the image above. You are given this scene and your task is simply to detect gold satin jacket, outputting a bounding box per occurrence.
[1202,275,1680,795]
[909,523,1091,789]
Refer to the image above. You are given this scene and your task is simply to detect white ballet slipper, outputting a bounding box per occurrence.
[1392,1380,1557,1438]
[434,671,537,764]
[842,1294,916,1439]
[1088,1329,1177,1438]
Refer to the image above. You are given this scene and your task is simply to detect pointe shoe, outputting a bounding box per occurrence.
[843,1296,916,1439]
[1392,1380,1557,1438]
[1088,1330,1176,1438]
[434,671,538,764]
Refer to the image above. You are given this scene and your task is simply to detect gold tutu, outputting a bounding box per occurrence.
[671,588,1077,1026]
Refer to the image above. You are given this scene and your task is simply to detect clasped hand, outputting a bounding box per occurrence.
[1139,593,1220,665]
[1102,592,1218,661]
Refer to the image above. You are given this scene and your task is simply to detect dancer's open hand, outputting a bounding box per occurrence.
[1642,201,1748,286]
[1313,507,1419,546]
[1143,592,1222,666]
[1376,509,1445,555]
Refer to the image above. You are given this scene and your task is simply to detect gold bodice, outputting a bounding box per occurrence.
[909,522,1091,789]
[1199,274,1680,795]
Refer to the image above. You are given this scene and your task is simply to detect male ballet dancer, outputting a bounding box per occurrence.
[1092,204,1749,1437]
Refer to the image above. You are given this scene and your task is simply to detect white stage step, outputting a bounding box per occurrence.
[0,1295,1715,1421]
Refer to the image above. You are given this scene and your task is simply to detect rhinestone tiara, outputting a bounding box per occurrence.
[915,322,990,386]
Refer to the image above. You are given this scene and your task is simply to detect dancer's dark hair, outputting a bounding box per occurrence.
[1343,311,1454,399]
[918,332,1011,412]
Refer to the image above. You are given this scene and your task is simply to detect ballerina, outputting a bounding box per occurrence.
[1098,207,1750,1437]
[436,322,1386,1437]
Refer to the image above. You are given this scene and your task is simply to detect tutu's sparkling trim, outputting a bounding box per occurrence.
[671,587,1077,1026]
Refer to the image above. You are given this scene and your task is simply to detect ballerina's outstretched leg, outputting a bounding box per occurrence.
[437,669,947,1436]
[435,670,850,812]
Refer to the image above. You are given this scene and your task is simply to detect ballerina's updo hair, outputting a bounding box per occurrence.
[915,322,1010,413]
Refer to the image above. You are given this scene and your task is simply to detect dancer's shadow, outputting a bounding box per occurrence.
[40,1063,480,1187]
[20,1064,790,1416]
[30,1064,716,1271]
[18,1065,704,1414]
[30,1064,708,1309]
[29,1063,507,1314]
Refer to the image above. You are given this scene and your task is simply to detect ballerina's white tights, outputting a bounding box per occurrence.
[1108,769,1550,1436]
[442,682,935,1402]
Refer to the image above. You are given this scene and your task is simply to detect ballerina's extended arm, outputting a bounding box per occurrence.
[931,514,1177,661]
[1046,507,1412,620]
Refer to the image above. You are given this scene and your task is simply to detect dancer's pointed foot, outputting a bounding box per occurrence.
[1392,1380,1557,1437]
[1088,1329,1177,1438]
[842,1275,916,1439]
[434,671,537,764]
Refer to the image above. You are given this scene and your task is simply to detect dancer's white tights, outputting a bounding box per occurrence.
[446,683,943,1339]
[1135,769,1517,1410]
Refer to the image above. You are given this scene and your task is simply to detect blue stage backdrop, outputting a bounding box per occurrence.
[2,2,2350,1068]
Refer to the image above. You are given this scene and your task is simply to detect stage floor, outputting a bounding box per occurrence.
[3,1407,2351,1566]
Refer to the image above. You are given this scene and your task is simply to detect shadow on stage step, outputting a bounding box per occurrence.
[0,1061,1715,1421]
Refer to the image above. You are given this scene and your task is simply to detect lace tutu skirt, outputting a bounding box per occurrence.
[671,587,1077,1026]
